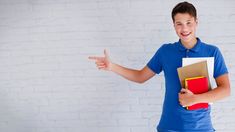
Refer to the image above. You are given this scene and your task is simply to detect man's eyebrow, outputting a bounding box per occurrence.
[175,21,182,24]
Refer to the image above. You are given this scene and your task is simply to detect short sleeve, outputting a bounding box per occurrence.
[147,45,165,74]
[213,47,228,78]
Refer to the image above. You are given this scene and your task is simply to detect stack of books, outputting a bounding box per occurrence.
[177,60,213,110]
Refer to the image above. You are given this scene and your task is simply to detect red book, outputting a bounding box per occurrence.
[185,76,209,110]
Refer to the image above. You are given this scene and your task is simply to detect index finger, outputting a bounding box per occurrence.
[88,56,104,60]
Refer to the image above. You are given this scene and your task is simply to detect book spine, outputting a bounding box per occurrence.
[185,80,189,110]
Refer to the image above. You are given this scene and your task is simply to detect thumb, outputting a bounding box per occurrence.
[180,88,188,93]
[181,88,193,94]
[104,49,109,58]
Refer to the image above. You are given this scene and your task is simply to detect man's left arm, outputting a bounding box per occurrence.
[179,74,230,107]
[195,73,230,103]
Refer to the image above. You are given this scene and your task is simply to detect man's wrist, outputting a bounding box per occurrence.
[109,62,114,71]
[193,94,202,104]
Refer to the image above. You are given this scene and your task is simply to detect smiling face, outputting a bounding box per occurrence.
[173,13,198,46]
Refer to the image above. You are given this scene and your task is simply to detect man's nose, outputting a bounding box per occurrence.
[182,24,188,32]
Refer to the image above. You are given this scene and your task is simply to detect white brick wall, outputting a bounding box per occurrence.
[0,0,234,132]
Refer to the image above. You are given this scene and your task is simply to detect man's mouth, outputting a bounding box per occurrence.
[181,32,191,37]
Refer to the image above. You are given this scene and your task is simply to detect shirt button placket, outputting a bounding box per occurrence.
[186,49,189,58]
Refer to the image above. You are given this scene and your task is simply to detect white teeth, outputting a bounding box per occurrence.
[181,33,190,36]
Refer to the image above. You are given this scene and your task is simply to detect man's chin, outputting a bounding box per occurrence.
[180,37,190,41]
[180,37,192,44]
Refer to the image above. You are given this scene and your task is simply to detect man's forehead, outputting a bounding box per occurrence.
[174,15,195,22]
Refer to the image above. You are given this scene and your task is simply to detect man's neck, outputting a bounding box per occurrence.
[181,38,197,49]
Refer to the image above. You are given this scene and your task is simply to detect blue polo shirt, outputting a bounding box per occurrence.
[147,38,228,132]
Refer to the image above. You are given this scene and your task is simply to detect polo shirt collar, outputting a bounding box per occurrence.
[176,38,202,52]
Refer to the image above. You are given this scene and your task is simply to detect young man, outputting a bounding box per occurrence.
[89,1,230,132]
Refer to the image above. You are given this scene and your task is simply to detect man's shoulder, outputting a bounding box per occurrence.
[159,42,177,50]
[199,41,221,56]
[200,41,219,50]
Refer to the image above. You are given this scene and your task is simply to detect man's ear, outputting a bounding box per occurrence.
[195,18,198,25]
[173,21,176,27]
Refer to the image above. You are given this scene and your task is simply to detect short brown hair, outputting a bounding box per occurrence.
[171,1,197,22]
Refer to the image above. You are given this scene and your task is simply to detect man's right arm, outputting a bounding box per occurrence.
[110,63,155,83]
[89,49,156,83]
